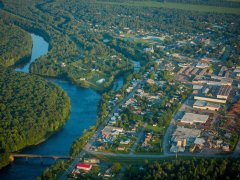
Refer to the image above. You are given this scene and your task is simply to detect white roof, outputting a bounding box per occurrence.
[181,113,209,124]
[194,138,206,145]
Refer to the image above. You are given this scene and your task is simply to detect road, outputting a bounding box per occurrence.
[87,149,239,159]
[60,80,144,179]
[130,122,147,155]
[163,95,193,155]
[61,80,240,179]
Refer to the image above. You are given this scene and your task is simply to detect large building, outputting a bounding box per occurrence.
[193,85,231,104]
[217,85,232,100]
[192,76,233,86]
[170,126,201,153]
[193,100,220,111]
[180,113,209,124]
[76,163,92,171]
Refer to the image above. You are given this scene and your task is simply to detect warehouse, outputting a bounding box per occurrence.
[193,100,220,111]
[180,113,209,124]
[217,85,232,100]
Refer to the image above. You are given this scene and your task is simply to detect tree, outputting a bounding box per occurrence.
[111,163,122,174]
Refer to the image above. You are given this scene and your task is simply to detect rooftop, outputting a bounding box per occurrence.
[172,126,201,140]
[180,113,209,124]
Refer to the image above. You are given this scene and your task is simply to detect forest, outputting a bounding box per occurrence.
[0,67,70,169]
[0,20,32,67]
[123,158,240,180]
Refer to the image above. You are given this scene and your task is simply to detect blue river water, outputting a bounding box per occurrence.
[0,34,101,179]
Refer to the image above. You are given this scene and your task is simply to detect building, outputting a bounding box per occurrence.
[172,126,201,143]
[192,76,233,86]
[194,138,206,149]
[96,78,105,84]
[171,126,201,152]
[193,100,220,111]
[193,85,229,104]
[147,79,155,85]
[217,85,232,100]
[180,113,209,124]
[102,126,123,138]
[144,46,154,53]
[76,163,92,171]
[84,158,100,164]
[196,62,209,69]
[194,96,226,104]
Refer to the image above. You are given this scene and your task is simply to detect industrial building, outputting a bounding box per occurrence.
[217,85,232,100]
[193,100,220,111]
[180,113,209,124]
[170,126,201,152]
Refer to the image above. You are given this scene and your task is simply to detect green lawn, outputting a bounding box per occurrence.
[95,1,240,14]
[146,124,166,133]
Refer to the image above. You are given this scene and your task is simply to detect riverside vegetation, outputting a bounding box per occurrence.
[0,20,32,67]
[0,67,70,169]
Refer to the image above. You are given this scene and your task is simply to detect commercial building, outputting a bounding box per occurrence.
[170,126,201,152]
[192,76,233,86]
[194,96,226,104]
[217,85,232,99]
[193,85,230,104]
[76,163,92,171]
[193,100,220,111]
[180,113,209,124]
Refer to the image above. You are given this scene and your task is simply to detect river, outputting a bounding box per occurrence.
[0,34,101,179]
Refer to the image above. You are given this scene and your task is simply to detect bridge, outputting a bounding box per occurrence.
[11,153,72,160]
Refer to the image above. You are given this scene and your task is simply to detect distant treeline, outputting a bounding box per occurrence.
[0,20,32,67]
[97,0,240,8]
[124,158,240,179]
[0,67,70,169]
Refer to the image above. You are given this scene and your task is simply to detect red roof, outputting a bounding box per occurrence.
[76,163,92,170]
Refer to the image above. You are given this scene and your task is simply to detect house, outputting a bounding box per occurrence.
[144,46,154,53]
[147,79,155,85]
[117,147,125,151]
[84,158,100,164]
[76,163,92,171]
[96,78,105,84]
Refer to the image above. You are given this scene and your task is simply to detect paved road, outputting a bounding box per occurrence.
[87,149,239,159]
[61,81,240,180]
[130,123,147,155]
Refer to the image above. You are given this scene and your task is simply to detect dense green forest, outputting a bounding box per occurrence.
[0,67,70,169]
[123,158,240,180]
[0,20,32,67]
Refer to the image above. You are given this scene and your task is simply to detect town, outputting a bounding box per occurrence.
[67,28,240,178]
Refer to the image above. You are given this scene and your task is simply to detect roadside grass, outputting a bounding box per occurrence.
[87,153,226,165]
[95,1,240,14]
[88,153,175,164]
[87,153,235,165]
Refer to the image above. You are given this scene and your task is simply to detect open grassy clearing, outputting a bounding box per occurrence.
[96,1,240,14]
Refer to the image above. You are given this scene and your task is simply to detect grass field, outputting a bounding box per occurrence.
[96,1,240,14]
